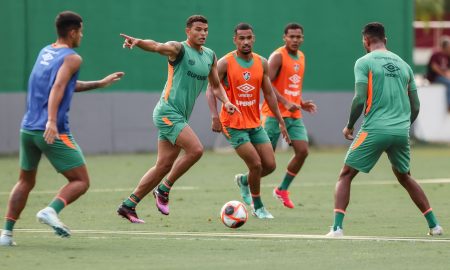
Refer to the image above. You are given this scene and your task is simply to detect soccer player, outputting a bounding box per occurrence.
[261,23,317,209]
[0,11,124,246]
[326,22,443,237]
[117,15,237,223]
[207,23,290,219]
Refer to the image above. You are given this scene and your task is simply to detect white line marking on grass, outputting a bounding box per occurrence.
[262,178,450,188]
[0,186,197,195]
[15,229,450,243]
[1,179,448,196]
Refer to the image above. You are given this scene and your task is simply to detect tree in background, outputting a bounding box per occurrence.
[416,0,446,49]
[416,0,444,23]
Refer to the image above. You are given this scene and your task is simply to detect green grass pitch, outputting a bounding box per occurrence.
[0,146,449,269]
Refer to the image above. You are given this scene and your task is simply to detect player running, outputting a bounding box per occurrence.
[117,15,237,223]
[0,11,124,246]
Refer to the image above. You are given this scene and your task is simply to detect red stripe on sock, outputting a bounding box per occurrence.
[56,196,68,206]
[129,197,138,204]
[162,181,172,189]
[334,209,346,214]
[422,208,433,215]
[251,193,260,197]
[5,217,16,222]
[286,170,297,177]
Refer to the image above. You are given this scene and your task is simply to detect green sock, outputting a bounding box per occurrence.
[333,212,345,231]
[424,211,438,228]
[4,219,16,231]
[279,171,296,190]
[123,194,141,208]
[158,178,173,193]
[240,174,248,186]
[252,195,263,210]
[49,198,66,214]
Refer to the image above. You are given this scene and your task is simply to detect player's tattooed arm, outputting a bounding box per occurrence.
[120,33,181,61]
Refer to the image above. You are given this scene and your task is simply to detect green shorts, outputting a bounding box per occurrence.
[222,126,270,149]
[262,116,308,149]
[20,129,86,173]
[153,112,188,145]
[344,130,410,174]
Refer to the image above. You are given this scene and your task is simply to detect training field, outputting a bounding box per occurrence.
[0,146,449,269]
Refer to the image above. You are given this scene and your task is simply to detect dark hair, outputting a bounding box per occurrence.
[55,11,82,38]
[362,22,385,40]
[284,23,303,35]
[186,15,208,28]
[234,23,253,35]
[440,37,450,49]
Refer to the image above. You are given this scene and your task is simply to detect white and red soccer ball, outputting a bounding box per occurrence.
[220,200,248,228]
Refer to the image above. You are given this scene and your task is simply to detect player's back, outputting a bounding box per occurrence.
[355,50,416,135]
[21,45,79,133]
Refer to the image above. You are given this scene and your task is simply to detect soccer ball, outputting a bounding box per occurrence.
[220,200,248,228]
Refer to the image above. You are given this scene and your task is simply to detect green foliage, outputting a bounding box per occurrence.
[416,0,445,21]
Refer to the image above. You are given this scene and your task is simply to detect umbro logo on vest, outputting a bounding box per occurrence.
[383,63,400,73]
[383,63,400,78]
[237,83,255,93]
[243,71,251,81]
[289,74,301,84]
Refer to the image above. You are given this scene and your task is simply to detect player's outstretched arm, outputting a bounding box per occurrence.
[120,33,181,61]
[262,58,291,144]
[75,72,125,92]
[45,54,82,144]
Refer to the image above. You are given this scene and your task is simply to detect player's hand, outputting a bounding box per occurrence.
[120,33,141,49]
[211,117,222,133]
[44,120,60,144]
[100,72,125,88]
[284,101,302,112]
[301,100,317,113]
[343,126,354,140]
[224,101,240,115]
[279,123,291,145]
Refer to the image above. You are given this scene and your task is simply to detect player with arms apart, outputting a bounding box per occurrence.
[261,23,317,209]
[117,15,237,223]
[207,23,290,219]
[326,22,443,237]
[0,11,124,246]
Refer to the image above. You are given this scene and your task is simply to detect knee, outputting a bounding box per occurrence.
[296,147,309,159]
[249,161,263,174]
[188,145,204,161]
[338,167,353,182]
[18,177,36,190]
[392,167,410,184]
[79,177,90,194]
[263,162,276,175]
